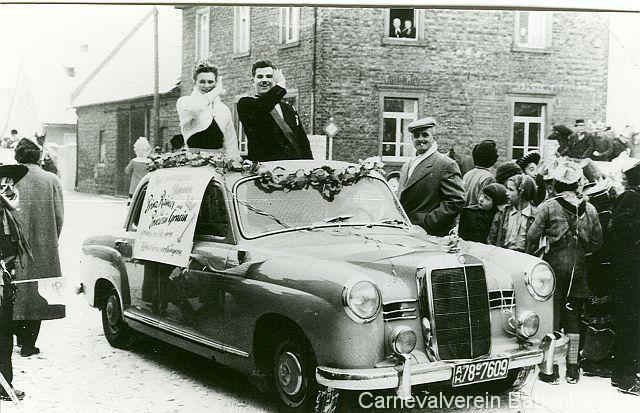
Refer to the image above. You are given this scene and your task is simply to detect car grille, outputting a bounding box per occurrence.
[488,289,515,309]
[382,299,418,321]
[418,265,491,360]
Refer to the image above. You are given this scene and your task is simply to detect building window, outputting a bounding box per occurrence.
[514,11,551,49]
[388,8,418,39]
[236,111,248,156]
[381,97,418,160]
[195,8,210,60]
[98,130,107,164]
[279,7,300,44]
[511,102,546,159]
[234,6,250,54]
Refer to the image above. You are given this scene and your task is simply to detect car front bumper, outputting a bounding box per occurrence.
[316,333,569,391]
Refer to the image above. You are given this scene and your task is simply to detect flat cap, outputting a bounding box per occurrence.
[407,117,436,133]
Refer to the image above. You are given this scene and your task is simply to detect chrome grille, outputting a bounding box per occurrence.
[383,299,418,321]
[419,265,491,360]
[488,289,515,309]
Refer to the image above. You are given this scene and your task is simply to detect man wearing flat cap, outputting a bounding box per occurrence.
[397,117,465,236]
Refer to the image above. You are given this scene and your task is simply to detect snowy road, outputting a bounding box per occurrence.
[0,186,636,412]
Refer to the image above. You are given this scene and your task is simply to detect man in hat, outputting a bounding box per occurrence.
[561,119,595,159]
[397,117,465,236]
[462,139,498,206]
[607,160,640,395]
[592,123,614,161]
[0,164,30,401]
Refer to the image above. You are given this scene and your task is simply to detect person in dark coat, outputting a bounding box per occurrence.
[560,119,595,159]
[11,137,65,358]
[397,117,465,237]
[607,160,640,395]
[526,163,602,385]
[548,124,573,157]
[592,129,614,161]
[462,140,498,206]
[458,183,508,243]
[516,151,547,206]
[0,164,30,402]
[237,60,312,162]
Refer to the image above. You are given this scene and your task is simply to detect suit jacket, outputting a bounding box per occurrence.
[237,85,313,162]
[561,132,595,159]
[401,27,416,38]
[397,151,465,236]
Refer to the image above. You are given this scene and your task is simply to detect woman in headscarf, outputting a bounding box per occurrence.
[176,60,240,160]
[526,163,602,385]
[11,137,64,358]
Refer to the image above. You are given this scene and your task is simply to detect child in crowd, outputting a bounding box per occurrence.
[458,183,508,243]
[124,137,152,203]
[487,174,537,252]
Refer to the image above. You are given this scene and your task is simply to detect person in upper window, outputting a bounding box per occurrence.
[397,117,465,237]
[400,19,416,38]
[462,139,498,206]
[237,60,312,162]
[176,60,239,160]
[560,119,595,159]
[389,17,402,37]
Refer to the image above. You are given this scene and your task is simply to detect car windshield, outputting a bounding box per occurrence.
[234,176,407,238]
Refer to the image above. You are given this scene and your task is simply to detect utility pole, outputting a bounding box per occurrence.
[153,6,160,146]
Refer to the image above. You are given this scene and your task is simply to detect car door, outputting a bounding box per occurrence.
[115,183,161,319]
[158,181,237,349]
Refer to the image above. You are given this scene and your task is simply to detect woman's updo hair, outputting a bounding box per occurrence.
[14,138,42,164]
[553,180,580,194]
[192,60,218,81]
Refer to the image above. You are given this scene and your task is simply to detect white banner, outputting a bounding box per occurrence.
[133,167,215,267]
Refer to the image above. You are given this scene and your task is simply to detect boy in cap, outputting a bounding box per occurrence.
[495,161,522,186]
[458,182,508,243]
[462,140,498,206]
[0,164,31,402]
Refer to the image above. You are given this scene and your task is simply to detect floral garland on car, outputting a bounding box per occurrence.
[254,157,386,201]
[146,150,386,201]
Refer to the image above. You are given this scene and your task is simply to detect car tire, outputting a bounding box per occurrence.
[101,288,131,349]
[271,337,340,413]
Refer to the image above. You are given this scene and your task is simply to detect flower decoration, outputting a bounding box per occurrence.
[146,151,247,174]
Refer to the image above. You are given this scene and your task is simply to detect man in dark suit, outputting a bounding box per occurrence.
[400,19,416,38]
[237,60,312,162]
[397,117,465,236]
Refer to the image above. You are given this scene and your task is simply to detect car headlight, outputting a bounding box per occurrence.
[388,326,417,355]
[526,263,555,301]
[517,310,540,338]
[342,280,381,323]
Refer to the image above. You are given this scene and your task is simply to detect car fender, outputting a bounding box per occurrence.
[80,245,130,308]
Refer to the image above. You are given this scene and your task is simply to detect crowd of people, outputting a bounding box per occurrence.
[397,116,640,396]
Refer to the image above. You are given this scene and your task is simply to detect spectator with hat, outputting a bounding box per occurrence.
[495,161,522,185]
[561,119,595,159]
[607,160,640,395]
[458,182,508,243]
[592,122,614,161]
[462,140,498,206]
[526,163,602,385]
[516,151,547,206]
[549,124,573,157]
[397,116,465,237]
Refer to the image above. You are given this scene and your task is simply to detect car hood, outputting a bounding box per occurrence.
[242,227,514,301]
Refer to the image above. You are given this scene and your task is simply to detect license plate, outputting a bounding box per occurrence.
[451,357,510,387]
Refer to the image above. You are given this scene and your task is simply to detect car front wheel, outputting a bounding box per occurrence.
[272,338,339,413]
[101,288,131,348]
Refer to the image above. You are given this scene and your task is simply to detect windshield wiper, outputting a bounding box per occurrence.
[308,214,354,229]
[366,218,408,228]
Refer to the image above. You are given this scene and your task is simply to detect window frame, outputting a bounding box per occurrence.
[378,91,423,163]
[194,181,235,244]
[382,8,427,46]
[98,130,107,164]
[233,6,251,56]
[506,94,555,159]
[512,11,553,52]
[278,7,301,46]
[195,7,211,61]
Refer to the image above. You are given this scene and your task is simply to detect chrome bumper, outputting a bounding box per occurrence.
[317,334,569,392]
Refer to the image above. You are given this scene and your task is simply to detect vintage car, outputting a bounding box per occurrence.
[80,158,567,412]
